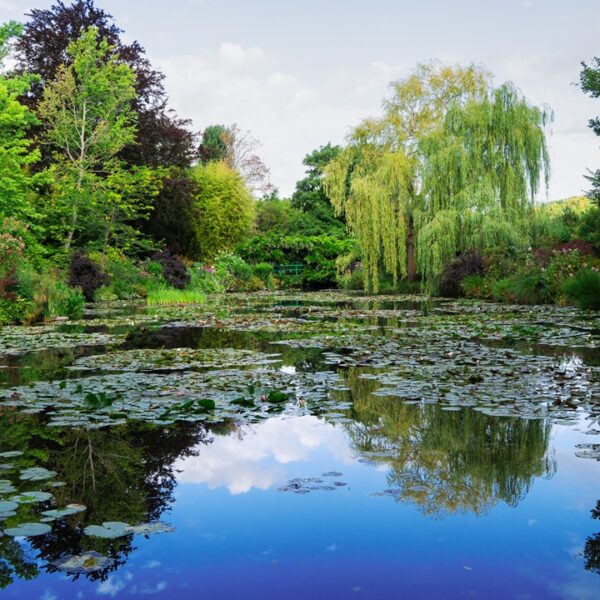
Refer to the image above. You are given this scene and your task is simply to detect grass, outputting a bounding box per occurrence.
[146,288,206,306]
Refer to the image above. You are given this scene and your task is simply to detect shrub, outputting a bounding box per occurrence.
[511,272,549,305]
[0,297,37,325]
[91,249,146,300]
[215,253,256,291]
[189,265,225,294]
[252,263,275,289]
[46,282,85,319]
[441,251,485,297]
[562,268,600,309]
[542,249,588,301]
[492,278,516,303]
[150,251,190,289]
[578,206,600,253]
[461,275,491,299]
[68,253,109,301]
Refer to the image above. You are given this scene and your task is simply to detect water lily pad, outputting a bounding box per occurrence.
[126,522,175,535]
[19,467,57,481]
[84,521,130,539]
[54,551,111,573]
[4,522,51,537]
[10,491,53,504]
[41,504,86,520]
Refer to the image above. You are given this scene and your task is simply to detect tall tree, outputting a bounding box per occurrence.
[15,1,198,251]
[38,26,139,252]
[189,161,254,259]
[291,143,344,231]
[325,63,550,292]
[200,123,273,196]
[580,57,600,206]
[15,0,197,169]
[0,22,39,219]
[198,124,228,163]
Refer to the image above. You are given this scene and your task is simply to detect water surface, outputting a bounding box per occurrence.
[0,292,599,599]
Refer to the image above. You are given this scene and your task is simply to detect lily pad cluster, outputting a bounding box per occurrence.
[84,520,174,539]
[69,347,283,373]
[0,457,85,539]
[0,325,122,358]
[277,473,348,494]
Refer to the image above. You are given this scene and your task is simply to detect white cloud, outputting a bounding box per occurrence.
[157,45,391,196]
[159,39,599,200]
[97,576,126,597]
[175,415,354,494]
[218,42,267,69]
[489,48,599,201]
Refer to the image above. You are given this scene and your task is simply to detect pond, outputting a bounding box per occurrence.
[0,291,599,599]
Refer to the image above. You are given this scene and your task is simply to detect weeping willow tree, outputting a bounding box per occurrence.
[324,63,551,292]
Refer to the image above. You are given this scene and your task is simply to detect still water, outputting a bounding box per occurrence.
[0,292,599,599]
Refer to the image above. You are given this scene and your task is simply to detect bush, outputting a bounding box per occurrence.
[0,297,37,325]
[91,249,146,300]
[215,253,256,291]
[150,251,190,289]
[578,206,600,253]
[68,253,109,301]
[189,265,225,294]
[562,268,600,309]
[541,248,592,302]
[492,278,515,303]
[252,263,275,289]
[441,251,485,297]
[511,272,548,305]
[461,275,491,299]
[46,282,85,319]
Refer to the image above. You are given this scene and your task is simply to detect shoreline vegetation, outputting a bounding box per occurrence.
[1,2,600,326]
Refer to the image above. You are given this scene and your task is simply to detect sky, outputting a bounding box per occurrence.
[2,0,600,199]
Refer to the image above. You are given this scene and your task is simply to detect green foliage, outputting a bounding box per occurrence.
[46,281,85,319]
[0,22,40,221]
[291,143,345,232]
[38,26,140,251]
[562,268,600,310]
[146,288,206,306]
[578,206,600,252]
[325,62,550,293]
[580,57,600,207]
[91,249,148,300]
[9,264,84,322]
[199,125,228,163]
[214,253,254,290]
[188,265,225,294]
[238,233,355,289]
[461,275,490,299]
[252,263,275,289]
[0,297,36,325]
[189,161,254,260]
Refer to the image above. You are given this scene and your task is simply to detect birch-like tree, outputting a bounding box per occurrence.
[38,26,137,251]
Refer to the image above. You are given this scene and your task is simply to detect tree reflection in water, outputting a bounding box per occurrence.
[342,367,556,516]
[0,414,210,586]
[584,500,600,575]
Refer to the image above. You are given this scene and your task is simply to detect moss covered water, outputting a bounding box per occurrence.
[0,292,599,599]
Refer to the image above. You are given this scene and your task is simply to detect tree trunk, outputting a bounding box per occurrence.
[407,216,416,283]
[64,206,78,252]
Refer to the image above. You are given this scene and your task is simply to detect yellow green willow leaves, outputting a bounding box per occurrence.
[324,63,551,292]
